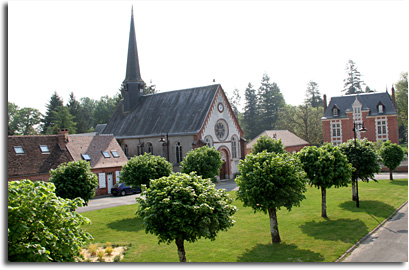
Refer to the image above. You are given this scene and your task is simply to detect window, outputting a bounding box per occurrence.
[175,142,183,163]
[378,104,384,113]
[102,151,110,158]
[332,123,341,137]
[204,135,213,147]
[376,117,388,142]
[147,142,153,154]
[377,120,387,135]
[232,136,238,159]
[39,145,50,153]
[123,144,129,157]
[82,153,91,161]
[332,108,338,116]
[330,120,342,145]
[13,146,24,154]
[111,150,120,158]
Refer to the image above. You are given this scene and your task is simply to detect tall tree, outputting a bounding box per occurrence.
[45,106,77,134]
[93,95,117,126]
[8,102,19,135]
[395,72,408,143]
[304,81,323,108]
[257,73,285,132]
[80,97,97,131]
[242,83,259,139]
[227,88,241,119]
[42,91,64,134]
[343,60,365,95]
[67,92,88,134]
[8,102,42,135]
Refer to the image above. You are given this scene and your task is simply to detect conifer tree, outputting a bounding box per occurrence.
[42,91,64,134]
[242,83,259,139]
[343,60,365,95]
[304,81,323,108]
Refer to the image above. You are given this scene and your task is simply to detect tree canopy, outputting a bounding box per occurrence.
[251,135,285,154]
[343,60,365,95]
[379,140,405,180]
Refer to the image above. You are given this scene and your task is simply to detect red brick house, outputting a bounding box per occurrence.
[8,129,128,195]
[321,90,399,145]
[246,130,309,154]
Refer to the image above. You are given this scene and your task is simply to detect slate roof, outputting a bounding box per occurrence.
[8,135,73,178]
[247,130,309,150]
[101,84,220,138]
[322,92,397,120]
[66,134,128,169]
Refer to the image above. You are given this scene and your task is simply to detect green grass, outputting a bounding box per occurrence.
[81,179,408,262]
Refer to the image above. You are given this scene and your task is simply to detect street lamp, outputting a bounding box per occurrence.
[159,133,170,161]
[353,122,367,208]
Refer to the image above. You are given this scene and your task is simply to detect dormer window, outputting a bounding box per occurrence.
[102,151,110,158]
[378,104,384,113]
[14,146,24,154]
[111,150,120,158]
[332,108,338,117]
[39,145,50,153]
[82,153,91,161]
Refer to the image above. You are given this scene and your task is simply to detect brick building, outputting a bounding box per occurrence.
[246,130,309,154]
[8,129,128,195]
[321,90,399,145]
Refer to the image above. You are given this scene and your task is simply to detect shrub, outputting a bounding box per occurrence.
[379,140,405,180]
[87,244,98,256]
[105,246,113,256]
[97,250,105,261]
[252,135,285,154]
[113,255,121,262]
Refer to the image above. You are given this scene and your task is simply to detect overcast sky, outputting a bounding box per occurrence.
[7,1,408,114]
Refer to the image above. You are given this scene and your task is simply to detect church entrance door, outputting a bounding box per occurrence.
[219,149,229,180]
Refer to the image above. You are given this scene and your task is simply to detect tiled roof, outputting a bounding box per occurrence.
[247,130,310,149]
[66,134,128,169]
[322,92,397,120]
[8,135,73,178]
[101,84,219,138]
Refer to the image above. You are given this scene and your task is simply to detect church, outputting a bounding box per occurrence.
[98,9,246,180]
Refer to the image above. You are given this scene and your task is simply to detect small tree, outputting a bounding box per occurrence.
[339,139,381,200]
[379,141,405,180]
[49,160,98,206]
[252,135,285,154]
[298,144,353,218]
[8,180,93,262]
[120,153,172,188]
[136,172,237,262]
[236,151,307,243]
[180,146,223,182]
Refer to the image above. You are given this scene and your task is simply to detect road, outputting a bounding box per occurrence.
[77,172,407,213]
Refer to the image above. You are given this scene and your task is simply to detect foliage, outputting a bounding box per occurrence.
[180,146,223,182]
[120,153,172,188]
[93,95,118,126]
[227,88,241,119]
[242,82,259,139]
[339,139,381,182]
[8,180,93,262]
[236,151,307,243]
[297,144,353,217]
[67,92,89,133]
[395,72,408,143]
[251,135,285,154]
[8,102,42,135]
[304,81,323,108]
[45,105,77,134]
[379,140,405,180]
[49,160,98,205]
[342,60,365,95]
[42,91,64,134]
[136,172,237,262]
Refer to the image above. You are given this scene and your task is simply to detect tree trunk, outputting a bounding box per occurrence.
[267,207,281,243]
[321,187,327,218]
[175,238,186,262]
[351,176,356,201]
[390,169,394,180]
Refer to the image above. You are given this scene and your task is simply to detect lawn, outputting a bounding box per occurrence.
[81,179,408,262]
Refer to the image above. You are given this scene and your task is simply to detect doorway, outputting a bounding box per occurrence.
[107,173,113,194]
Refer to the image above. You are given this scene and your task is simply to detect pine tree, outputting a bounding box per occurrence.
[242,83,259,139]
[42,92,64,134]
[45,106,77,134]
[304,81,323,108]
[67,92,88,133]
[343,60,364,95]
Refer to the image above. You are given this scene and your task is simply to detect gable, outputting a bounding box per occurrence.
[102,84,220,138]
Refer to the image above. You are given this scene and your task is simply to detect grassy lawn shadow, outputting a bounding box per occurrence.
[388,180,408,186]
[339,200,397,220]
[299,218,368,244]
[107,217,144,232]
[237,242,324,262]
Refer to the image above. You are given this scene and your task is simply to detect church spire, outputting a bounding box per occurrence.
[125,6,143,82]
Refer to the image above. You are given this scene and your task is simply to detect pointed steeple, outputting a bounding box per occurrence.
[125,6,143,82]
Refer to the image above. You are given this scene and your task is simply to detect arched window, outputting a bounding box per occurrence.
[147,142,153,154]
[175,142,183,163]
[123,144,129,157]
[204,135,213,147]
[231,136,238,159]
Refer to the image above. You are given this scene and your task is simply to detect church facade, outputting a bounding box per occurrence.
[99,9,245,180]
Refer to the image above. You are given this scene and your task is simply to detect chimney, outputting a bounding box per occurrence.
[391,85,397,109]
[58,128,69,150]
[323,94,327,111]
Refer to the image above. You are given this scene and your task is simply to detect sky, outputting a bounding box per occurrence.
[7,0,409,115]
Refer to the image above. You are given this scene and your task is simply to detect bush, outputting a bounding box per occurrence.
[8,180,93,262]
[120,153,172,188]
[49,160,98,205]
[180,146,223,182]
[379,140,405,180]
[252,135,285,154]
[87,244,98,256]
[97,250,105,262]
[105,246,113,256]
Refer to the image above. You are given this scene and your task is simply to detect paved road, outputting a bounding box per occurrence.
[341,202,408,262]
[77,172,407,213]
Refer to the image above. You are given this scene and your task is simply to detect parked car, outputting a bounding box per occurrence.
[111,182,141,196]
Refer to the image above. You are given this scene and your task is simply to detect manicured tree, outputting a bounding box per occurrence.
[180,146,223,183]
[8,180,93,262]
[49,160,98,206]
[120,153,172,188]
[252,135,285,154]
[379,141,405,180]
[339,139,381,200]
[136,172,237,262]
[298,144,353,218]
[236,151,307,243]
